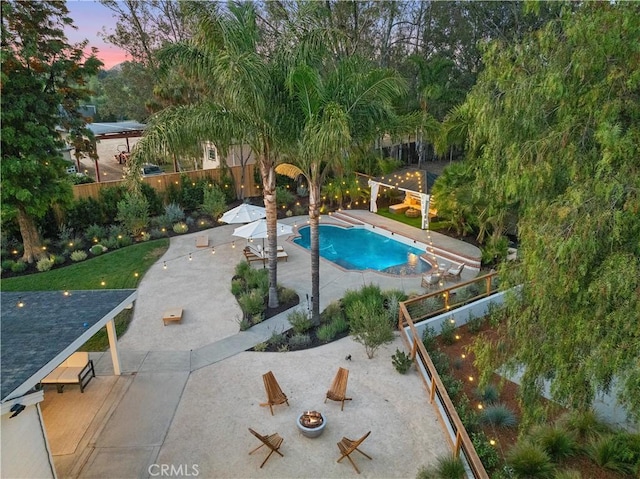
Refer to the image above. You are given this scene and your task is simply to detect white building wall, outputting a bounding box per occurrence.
[1,403,55,478]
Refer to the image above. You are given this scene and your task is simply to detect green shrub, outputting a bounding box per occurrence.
[276,185,296,208]
[231,279,245,297]
[453,286,474,305]
[237,291,265,317]
[466,312,485,334]
[320,300,344,324]
[11,261,27,273]
[440,373,464,400]
[251,313,263,325]
[66,197,104,231]
[455,395,480,433]
[98,185,126,224]
[440,318,456,345]
[268,330,286,348]
[117,235,133,248]
[90,244,106,255]
[164,202,185,223]
[277,287,298,305]
[506,442,554,479]
[288,309,313,334]
[172,222,189,234]
[236,316,251,331]
[556,410,610,442]
[391,349,413,374]
[277,344,289,352]
[288,333,311,350]
[246,268,269,296]
[434,453,466,479]
[528,425,578,461]
[85,223,107,243]
[475,384,499,404]
[70,250,88,262]
[588,432,640,475]
[470,431,501,472]
[201,185,227,219]
[140,232,151,242]
[234,261,252,278]
[422,325,437,351]
[480,403,518,428]
[330,316,349,334]
[149,228,166,239]
[553,470,581,479]
[52,254,66,265]
[253,342,268,352]
[2,259,15,271]
[429,349,450,374]
[317,323,337,342]
[347,299,394,359]
[116,193,150,235]
[36,256,54,272]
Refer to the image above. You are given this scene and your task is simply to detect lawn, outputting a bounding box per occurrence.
[1,239,169,291]
[376,207,448,231]
[2,239,169,351]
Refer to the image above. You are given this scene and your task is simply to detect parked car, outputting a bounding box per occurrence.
[141,164,163,177]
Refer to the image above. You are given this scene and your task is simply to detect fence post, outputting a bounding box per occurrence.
[454,430,462,456]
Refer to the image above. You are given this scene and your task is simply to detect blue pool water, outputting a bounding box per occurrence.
[293,225,432,275]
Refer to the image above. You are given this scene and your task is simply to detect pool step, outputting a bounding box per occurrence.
[327,211,365,226]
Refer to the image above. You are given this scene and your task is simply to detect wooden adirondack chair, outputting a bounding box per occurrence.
[260,371,289,415]
[325,367,352,411]
[248,428,284,468]
[337,431,372,474]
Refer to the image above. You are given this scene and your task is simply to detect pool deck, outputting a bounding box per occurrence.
[41,213,478,479]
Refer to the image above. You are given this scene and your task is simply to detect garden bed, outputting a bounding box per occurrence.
[433,322,630,478]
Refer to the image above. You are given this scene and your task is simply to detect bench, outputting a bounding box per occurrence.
[41,352,95,393]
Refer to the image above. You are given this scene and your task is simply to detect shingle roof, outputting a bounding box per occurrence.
[1,290,135,401]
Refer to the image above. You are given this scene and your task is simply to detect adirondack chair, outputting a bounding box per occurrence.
[248,428,284,468]
[260,371,289,415]
[337,431,372,474]
[325,367,352,411]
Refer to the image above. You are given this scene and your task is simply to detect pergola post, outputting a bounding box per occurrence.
[105,319,121,375]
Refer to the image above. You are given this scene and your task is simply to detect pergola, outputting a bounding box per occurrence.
[367,169,438,229]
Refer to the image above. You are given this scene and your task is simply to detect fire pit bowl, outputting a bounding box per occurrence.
[296,411,326,438]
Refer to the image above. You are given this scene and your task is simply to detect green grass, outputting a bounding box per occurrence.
[2,239,169,351]
[1,239,169,291]
[376,207,448,231]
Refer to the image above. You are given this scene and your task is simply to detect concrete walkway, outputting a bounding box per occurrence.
[47,214,479,478]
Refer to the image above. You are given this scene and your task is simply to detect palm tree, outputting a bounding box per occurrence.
[130,2,292,307]
[277,57,407,322]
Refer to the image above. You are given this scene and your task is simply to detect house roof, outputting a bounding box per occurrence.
[1,289,136,401]
[87,121,146,138]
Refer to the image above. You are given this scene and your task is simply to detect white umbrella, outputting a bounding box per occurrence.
[220,203,266,224]
[233,219,293,240]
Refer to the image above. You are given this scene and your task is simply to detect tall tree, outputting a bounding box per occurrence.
[278,56,407,322]
[468,3,640,422]
[1,0,102,263]
[130,2,292,308]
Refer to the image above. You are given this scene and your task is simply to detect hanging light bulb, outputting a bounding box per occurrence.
[17,297,24,308]
[211,247,216,255]
[163,261,167,270]
[188,253,192,261]
[231,241,235,248]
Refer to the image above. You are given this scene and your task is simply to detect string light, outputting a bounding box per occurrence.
[163,261,167,270]
[211,248,215,254]
[63,290,70,296]
[17,297,24,308]
[188,253,192,261]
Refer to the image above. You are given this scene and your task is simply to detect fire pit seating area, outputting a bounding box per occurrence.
[251,367,374,472]
[296,410,326,438]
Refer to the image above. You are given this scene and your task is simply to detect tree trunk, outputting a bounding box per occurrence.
[259,152,279,309]
[308,183,321,324]
[17,205,44,264]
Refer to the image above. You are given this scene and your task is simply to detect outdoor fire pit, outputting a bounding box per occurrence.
[296,411,326,438]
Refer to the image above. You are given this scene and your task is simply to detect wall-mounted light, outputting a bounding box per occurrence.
[10,404,25,418]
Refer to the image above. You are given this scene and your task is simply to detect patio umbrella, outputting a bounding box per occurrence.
[233,219,293,252]
[220,203,266,224]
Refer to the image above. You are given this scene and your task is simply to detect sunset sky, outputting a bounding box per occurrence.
[65,0,129,69]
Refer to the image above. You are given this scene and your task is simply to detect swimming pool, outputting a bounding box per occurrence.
[293,225,432,275]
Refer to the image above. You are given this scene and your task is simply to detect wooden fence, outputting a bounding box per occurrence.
[398,271,500,479]
[73,164,261,201]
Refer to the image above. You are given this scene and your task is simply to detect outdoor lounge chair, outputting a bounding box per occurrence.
[421,272,441,289]
[336,431,372,474]
[325,367,352,411]
[248,428,284,468]
[260,371,289,415]
[444,263,465,279]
